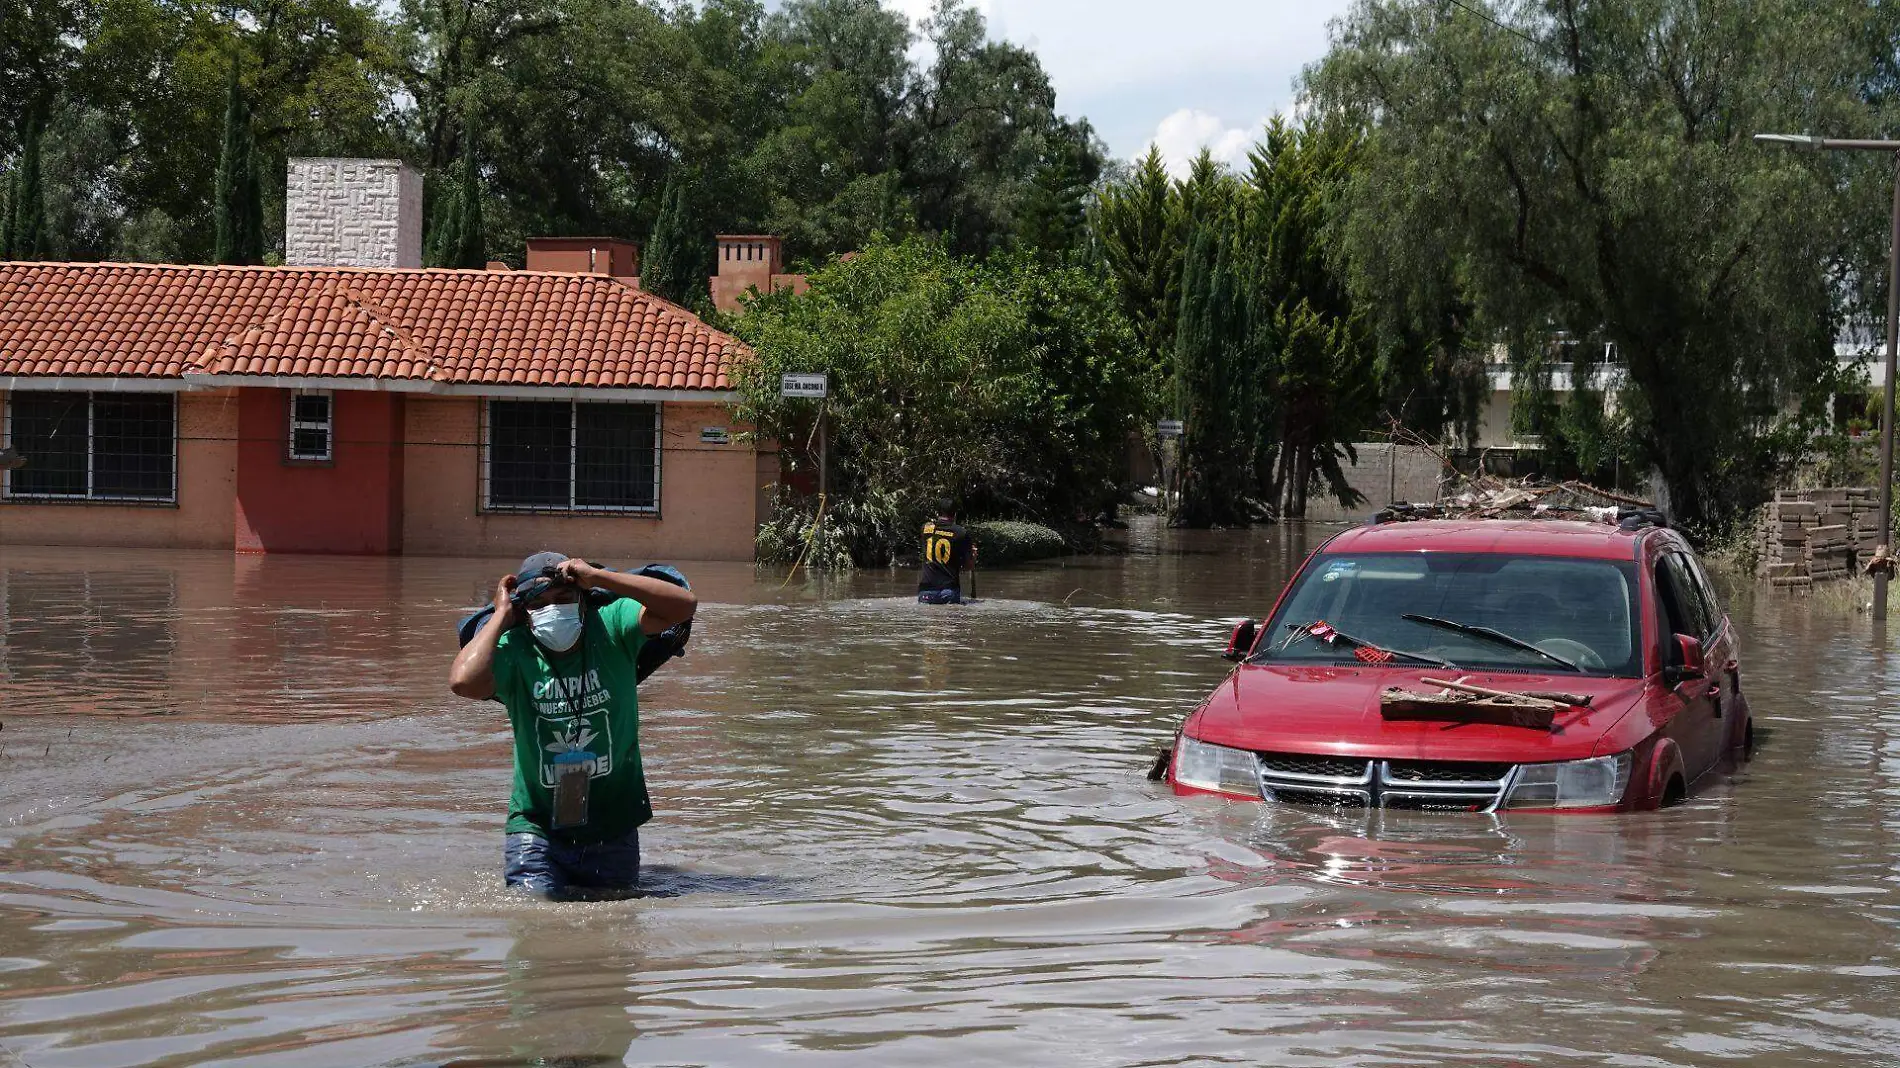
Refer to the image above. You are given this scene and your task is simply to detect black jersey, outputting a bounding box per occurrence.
[918,520,972,591]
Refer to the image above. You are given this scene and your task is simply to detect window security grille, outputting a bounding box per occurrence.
[2,392,176,503]
[288,391,333,462]
[484,400,660,514]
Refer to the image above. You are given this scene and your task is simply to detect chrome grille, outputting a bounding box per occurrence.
[1259,753,1374,779]
[1385,760,1513,783]
[1254,752,1375,806]
[1255,753,1516,812]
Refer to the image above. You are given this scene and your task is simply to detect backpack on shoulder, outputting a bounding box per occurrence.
[455,563,693,685]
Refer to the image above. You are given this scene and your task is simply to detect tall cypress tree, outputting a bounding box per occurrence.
[9,106,47,260]
[449,108,485,268]
[1095,147,1185,381]
[1173,222,1257,527]
[212,57,263,265]
[425,108,486,268]
[1015,140,1091,262]
[423,182,456,267]
[642,168,712,308]
[2,165,15,259]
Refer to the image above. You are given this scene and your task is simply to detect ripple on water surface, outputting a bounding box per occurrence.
[2,534,1899,1066]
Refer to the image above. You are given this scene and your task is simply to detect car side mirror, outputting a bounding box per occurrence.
[1223,619,1258,662]
[1664,633,1706,683]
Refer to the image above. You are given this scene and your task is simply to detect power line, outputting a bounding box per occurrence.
[1444,0,1542,48]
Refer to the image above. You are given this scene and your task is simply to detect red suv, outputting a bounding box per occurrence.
[1164,516,1750,812]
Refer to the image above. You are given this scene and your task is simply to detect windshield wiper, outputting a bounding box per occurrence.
[1399,613,1580,672]
[1280,621,1460,671]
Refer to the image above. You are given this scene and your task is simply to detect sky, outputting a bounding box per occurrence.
[882,0,1359,177]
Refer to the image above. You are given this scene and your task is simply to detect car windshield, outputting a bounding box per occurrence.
[1257,552,1642,676]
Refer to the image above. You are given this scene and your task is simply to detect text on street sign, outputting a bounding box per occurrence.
[781,372,829,398]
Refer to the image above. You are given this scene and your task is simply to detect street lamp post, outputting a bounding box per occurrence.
[1756,133,1900,622]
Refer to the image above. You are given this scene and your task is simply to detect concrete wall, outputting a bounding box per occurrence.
[234,388,405,554]
[1474,389,1517,449]
[285,158,423,269]
[400,397,761,560]
[0,390,239,549]
[1301,443,1447,523]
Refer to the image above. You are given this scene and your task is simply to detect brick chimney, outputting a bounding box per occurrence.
[285,158,423,268]
[524,237,639,278]
[712,235,806,312]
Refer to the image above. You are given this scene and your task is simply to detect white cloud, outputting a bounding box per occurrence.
[1147,109,1266,178]
[873,0,1354,160]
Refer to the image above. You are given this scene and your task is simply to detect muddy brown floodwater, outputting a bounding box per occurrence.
[1,520,1898,1066]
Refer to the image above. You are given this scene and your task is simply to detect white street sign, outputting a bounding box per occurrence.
[781,372,829,399]
[1157,419,1185,438]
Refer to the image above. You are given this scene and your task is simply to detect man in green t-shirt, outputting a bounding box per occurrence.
[449,551,698,899]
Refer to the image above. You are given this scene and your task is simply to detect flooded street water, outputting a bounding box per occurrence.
[2,519,1899,1066]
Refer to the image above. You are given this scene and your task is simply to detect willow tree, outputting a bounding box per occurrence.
[1308,0,1890,529]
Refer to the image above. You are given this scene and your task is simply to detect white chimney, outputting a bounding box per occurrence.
[285,158,423,268]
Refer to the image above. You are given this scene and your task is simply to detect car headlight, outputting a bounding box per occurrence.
[1174,734,1261,798]
[1501,752,1632,810]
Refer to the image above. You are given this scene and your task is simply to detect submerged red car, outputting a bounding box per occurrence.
[1165,514,1751,812]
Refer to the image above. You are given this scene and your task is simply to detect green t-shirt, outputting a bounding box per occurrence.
[493,598,650,844]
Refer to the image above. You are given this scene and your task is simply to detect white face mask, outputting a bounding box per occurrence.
[528,602,583,652]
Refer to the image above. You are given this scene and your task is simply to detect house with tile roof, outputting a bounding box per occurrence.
[0,158,781,558]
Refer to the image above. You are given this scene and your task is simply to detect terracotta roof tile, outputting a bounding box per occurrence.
[0,261,744,390]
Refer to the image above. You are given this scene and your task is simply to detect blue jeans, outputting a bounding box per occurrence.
[504,828,642,900]
[918,588,962,605]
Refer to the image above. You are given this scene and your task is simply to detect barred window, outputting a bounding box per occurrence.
[484,400,660,514]
[3,391,176,503]
[287,391,333,462]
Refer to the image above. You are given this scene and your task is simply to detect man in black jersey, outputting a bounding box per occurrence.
[917,499,975,604]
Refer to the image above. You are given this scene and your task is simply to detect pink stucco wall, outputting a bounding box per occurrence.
[0,389,239,550]
[399,397,763,561]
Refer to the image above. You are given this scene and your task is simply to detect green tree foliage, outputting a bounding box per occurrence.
[1246,118,1383,518]
[0,0,87,161]
[732,236,1142,565]
[1119,120,1393,526]
[641,169,714,308]
[450,113,485,268]
[901,3,1100,258]
[1013,119,1100,260]
[7,105,47,260]
[212,57,264,265]
[7,0,1094,271]
[425,107,486,268]
[1307,0,1889,529]
[1093,147,1185,387]
[1173,222,1259,526]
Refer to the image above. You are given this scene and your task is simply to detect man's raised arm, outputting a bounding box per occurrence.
[558,560,698,634]
[449,575,517,700]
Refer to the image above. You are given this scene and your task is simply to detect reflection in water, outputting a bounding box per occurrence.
[2,525,1900,1065]
[3,569,177,715]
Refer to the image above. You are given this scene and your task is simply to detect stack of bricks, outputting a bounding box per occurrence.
[1756,488,1880,589]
